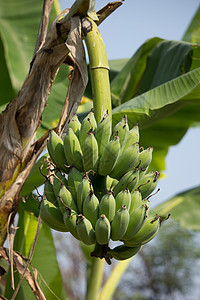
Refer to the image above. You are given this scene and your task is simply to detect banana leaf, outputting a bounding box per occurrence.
[150,185,200,231]
[182,5,200,43]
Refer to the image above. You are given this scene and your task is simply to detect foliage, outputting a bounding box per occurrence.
[0,0,200,299]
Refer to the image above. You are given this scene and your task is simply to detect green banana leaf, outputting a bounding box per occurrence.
[0,0,60,94]
[182,5,200,43]
[4,209,64,299]
[20,154,48,197]
[112,63,200,171]
[150,185,200,231]
[0,36,14,105]
[110,37,163,105]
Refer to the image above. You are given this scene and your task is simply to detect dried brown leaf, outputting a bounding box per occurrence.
[0,247,46,300]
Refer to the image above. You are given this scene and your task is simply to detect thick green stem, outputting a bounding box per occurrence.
[82,15,112,300]
[86,258,104,300]
[98,259,132,300]
[82,17,112,123]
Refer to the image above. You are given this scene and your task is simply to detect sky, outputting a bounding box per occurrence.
[59,0,200,207]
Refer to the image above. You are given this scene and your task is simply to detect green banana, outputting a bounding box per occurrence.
[98,134,120,176]
[58,184,77,214]
[68,114,81,138]
[40,199,68,232]
[79,111,97,147]
[82,131,99,172]
[99,190,116,222]
[111,205,130,241]
[76,215,96,245]
[115,188,131,212]
[44,179,58,207]
[83,190,99,228]
[112,115,129,153]
[124,124,139,150]
[63,208,80,240]
[63,128,83,171]
[67,167,83,203]
[124,215,161,247]
[106,176,119,191]
[95,214,111,245]
[110,143,139,179]
[53,171,68,198]
[47,130,69,173]
[113,167,140,196]
[136,171,160,199]
[94,112,111,157]
[107,244,141,260]
[129,189,143,215]
[139,146,153,171]
[122,204,149,240]
[76,175,91,214]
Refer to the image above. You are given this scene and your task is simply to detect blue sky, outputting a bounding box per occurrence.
[59,0,200,206]
[60,0,200,59]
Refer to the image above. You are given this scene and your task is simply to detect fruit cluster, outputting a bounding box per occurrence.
[41,110,167,263]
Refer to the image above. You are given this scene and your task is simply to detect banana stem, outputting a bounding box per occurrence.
[82,15,112,300]
[86,258,104,300]
[82,17,112,123]
[98,259,132,300]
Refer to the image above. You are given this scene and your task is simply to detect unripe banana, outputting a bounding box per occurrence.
[95,214,111,245]
[68,167,83,203]
[77,175,91,213]
[99,190,116,222]
[63,208,80,240]
[98,135,120,176]
[68,114,81,138]
[115,188,131,212]
[58,184,77,214]
[47,130,69,173]
[129,189,142,215]
[124,124,139,150]
[124,215,161,247]
[113,167,140,195]
[83,190,99,228]
[112,115,129,153]
[63,128,83,171]
[107,244,141,261]
[136,171,159,199]
[82,131,99,172]
[76,215,96,245]
[106,176,119,191]
[44,179,58,207]
[53,171,68,198]
[110,143,139,179]
[122,204,149,240]
[111,206,130,241]
[79,111,97,147]
[40,199,68,232]
[95,112,111,157]
[139,146,153,171]
[106,176,114,190]
[142,171,160,199]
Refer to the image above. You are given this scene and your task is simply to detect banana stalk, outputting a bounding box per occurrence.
[82,17,112,123]
[82,13,112,300]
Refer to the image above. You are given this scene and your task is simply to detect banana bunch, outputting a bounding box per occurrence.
[41,110,168,263]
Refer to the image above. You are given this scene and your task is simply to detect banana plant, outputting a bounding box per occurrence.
[1,0,200,300]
